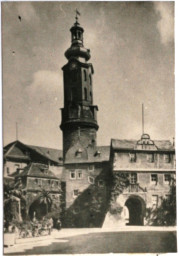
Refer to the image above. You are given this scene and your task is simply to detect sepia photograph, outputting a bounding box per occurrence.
[2,1,176,254]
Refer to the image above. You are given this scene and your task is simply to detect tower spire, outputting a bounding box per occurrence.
[142,103,144,135]
[75,9,81,24]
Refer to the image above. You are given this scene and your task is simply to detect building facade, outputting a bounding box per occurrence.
[108,134,175,226]
[3,140,63,178]
[14,163,61,220]
[4,16,176,227]
[3,140,63,221]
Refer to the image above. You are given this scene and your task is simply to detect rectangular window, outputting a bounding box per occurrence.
[152,195,158,208]
[73,189,79,198]
[77,170,83,179]
[151,174,158,185]
[70,170,76,179]
[129,153,136,162]
[130,173,137,184]
[147,153,154,163]
[164,174,171,184]
[88,176,95,184]
[164,154,170,163]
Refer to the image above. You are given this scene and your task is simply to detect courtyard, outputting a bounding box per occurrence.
[4,227,177,255]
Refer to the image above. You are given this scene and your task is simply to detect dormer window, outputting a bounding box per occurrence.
[75,148,83,158]
[94,150,101,157]
[129,153,136,162]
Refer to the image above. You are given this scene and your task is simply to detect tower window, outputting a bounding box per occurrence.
[88,176,95,184]
[89,74,92,85]
[84,88,88,101]
[83,70,87,81]
[77,170,83,179]
[71,88,77,102]
[73,189,79,198]
[70,170,76,179]
[90,92,92,101]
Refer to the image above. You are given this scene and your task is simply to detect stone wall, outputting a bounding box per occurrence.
[63,162,112,227]
[63,127,97,158]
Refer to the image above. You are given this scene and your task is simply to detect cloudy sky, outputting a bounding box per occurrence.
[2,1,174,149]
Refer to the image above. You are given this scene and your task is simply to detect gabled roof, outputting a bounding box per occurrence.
[27,144,63,164]
[15,163,59,180]
[111,138,175,152]
[4,140,63,165]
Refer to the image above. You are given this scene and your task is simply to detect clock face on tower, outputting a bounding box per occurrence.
[70,62,77,70]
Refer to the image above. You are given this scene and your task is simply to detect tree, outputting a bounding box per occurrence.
[4,179,26,223]
[38,189,52,215]
[146,177,176,226]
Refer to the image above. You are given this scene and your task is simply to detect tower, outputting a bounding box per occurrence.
[60,14,99,160]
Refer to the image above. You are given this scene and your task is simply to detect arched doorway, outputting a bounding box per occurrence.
[125,196,145,226]
[29,199,50,220]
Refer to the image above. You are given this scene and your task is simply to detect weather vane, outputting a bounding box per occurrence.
[75,9,81,23]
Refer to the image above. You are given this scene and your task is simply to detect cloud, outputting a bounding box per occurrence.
[154,2,174,45]
[25,70,62,104]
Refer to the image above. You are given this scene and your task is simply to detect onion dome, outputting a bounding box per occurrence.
[65,18,91,61]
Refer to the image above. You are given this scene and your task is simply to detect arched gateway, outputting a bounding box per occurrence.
[125,195,146,226]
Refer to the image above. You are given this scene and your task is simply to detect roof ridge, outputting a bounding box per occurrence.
[27,144,62,151]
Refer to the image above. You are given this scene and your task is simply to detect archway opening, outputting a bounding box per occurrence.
[125,196,145,226]
[28,199,50,220]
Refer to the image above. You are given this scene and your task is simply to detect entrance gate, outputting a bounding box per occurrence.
[125,196,145,226]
